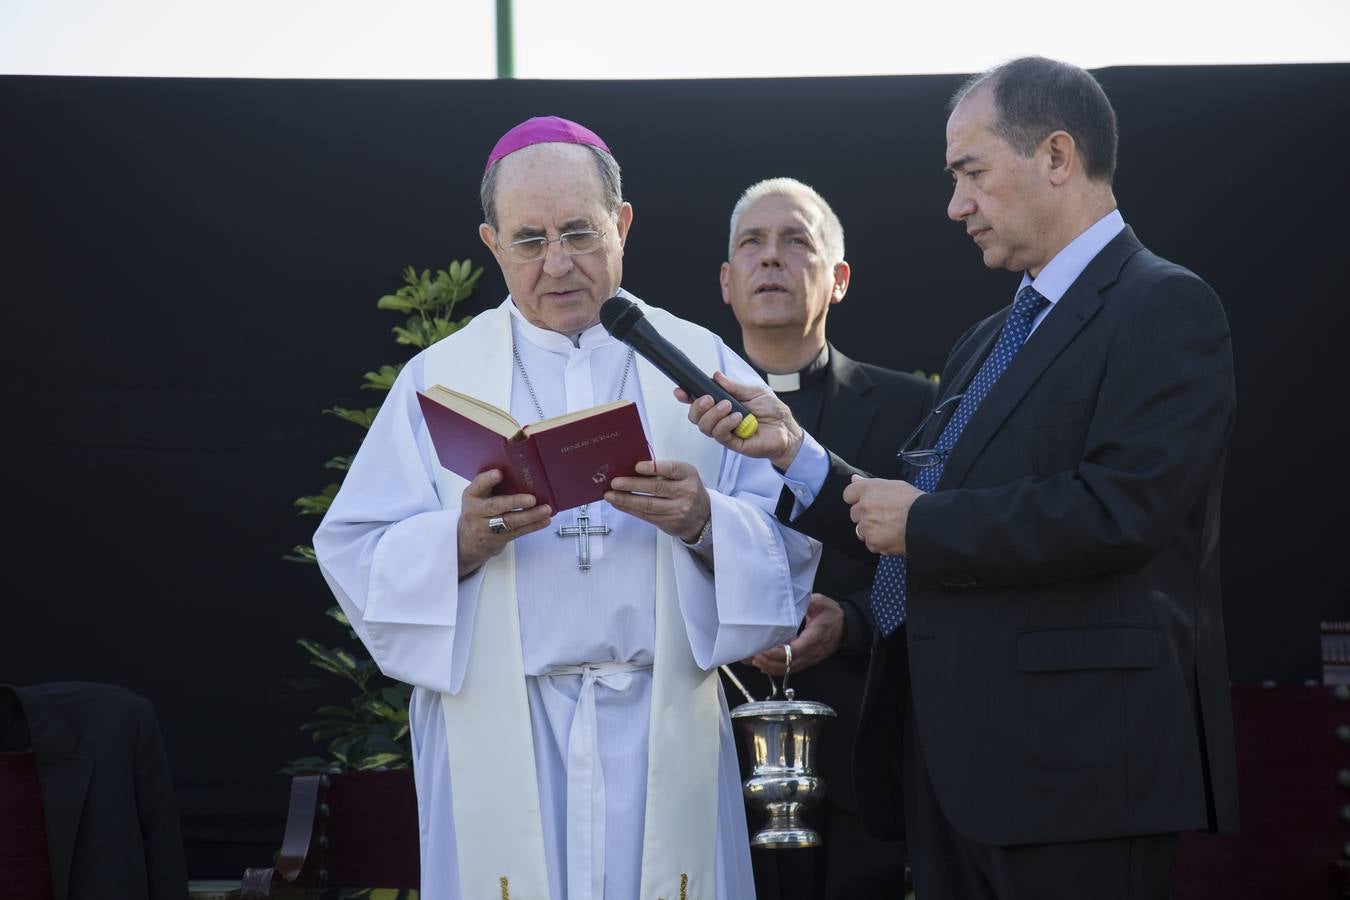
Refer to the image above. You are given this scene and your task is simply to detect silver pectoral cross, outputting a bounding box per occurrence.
[556,503,611,571]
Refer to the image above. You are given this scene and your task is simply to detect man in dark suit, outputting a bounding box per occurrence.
[685,57,1238,899]
[717,178,936,899]
[1,682,189,900]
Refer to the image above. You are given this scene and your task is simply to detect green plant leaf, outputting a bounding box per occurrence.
[286,257,482,773]
[369,735,397,754]
[362,363,403,392]
[446,263,484,303]
[354,752,406,771]
[356,696,406,723]
[324,406,379,429]
[376,292,419,313]
[297,639,357,674]
[284,544,318,564]
[294,484,339,517]
[315,704,359,720]
[424,316,469,346]
[391,324,426,348]
[380,685,411,707]
[303,723,359,742]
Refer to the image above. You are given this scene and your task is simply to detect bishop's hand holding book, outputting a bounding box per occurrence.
[417,386,653,513]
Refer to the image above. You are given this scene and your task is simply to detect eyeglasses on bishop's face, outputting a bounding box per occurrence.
[500,228,606,263]
[896,391,966,468]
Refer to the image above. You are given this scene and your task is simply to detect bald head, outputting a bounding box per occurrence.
[478,142,633,336]
[481,142,623,231]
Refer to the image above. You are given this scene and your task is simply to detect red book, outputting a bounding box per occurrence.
[416,385,653,512]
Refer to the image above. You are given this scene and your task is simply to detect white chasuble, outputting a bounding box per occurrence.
[314,291,820,900]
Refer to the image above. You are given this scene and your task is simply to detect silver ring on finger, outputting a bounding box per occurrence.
[488,515,510,535]
[855,524,863,540]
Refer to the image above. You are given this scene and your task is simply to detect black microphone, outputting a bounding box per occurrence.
[599,296,759,438]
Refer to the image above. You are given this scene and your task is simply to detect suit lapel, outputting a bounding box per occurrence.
[939,228,1144,490]
[817,345,876,465]
[17,687,91,900]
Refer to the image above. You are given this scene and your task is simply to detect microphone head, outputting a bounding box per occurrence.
[599,295,644,341]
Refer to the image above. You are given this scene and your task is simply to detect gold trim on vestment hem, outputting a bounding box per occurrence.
[658,872,690,900]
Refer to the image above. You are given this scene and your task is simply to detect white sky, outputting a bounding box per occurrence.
[1,0,1347,79]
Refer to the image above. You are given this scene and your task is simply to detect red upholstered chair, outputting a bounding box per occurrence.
[240,769,419,898]
[0,749,56,900]
[1171,684,1350,900]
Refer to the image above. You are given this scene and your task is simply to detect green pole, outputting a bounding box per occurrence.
[496,0,514,79]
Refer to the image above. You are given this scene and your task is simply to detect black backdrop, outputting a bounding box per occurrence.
[3,64,1347,876]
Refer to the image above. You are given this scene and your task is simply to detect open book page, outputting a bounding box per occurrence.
[423,385,523,439]
[523,400,632,435]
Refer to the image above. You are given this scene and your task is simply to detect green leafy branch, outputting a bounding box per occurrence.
[379,260,482,351]
[286,259,483,774]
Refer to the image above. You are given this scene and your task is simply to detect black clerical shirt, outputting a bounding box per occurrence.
[756,343,831,434]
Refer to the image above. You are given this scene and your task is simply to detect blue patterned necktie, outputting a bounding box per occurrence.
[869,285,1050,637]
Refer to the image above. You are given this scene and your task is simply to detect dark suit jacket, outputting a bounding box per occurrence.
[729,344,936,813]
[1,682,189,900]
[787,228,1240,846]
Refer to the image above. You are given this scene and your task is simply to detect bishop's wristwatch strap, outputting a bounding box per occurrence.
[681,516,713,552]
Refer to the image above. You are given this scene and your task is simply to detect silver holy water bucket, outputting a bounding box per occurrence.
[724,645,836,849]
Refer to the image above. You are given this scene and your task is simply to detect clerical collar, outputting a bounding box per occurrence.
[506,297,619,353]
[757,344,830,393]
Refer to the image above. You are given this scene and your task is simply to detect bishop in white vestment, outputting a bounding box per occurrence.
[313,117,820,900]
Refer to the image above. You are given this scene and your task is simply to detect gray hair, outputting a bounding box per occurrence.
[480,143,624,230]
[726,177,845,264]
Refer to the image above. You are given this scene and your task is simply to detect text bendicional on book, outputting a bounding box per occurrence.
[559,432,621,454]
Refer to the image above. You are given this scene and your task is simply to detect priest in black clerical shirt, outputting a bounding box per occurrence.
[717,178,936,899]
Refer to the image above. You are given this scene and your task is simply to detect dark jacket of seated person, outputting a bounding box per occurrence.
[0,682,189,900]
